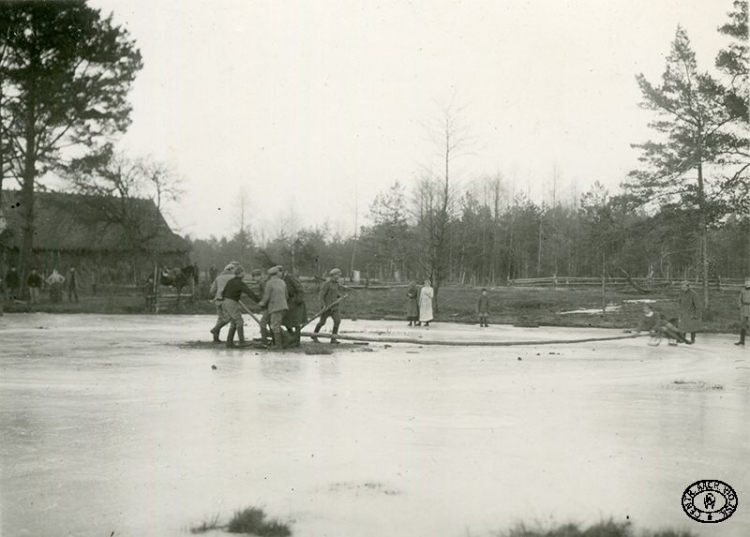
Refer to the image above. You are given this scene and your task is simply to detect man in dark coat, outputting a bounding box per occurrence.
[65,268,79,303]
[283,267,307,347]
[406,281,419,326]
[678,281,701,344]
[27,269,43,304]
[221,265,261,348]
[736,278,750,347]
[4,267,19,301]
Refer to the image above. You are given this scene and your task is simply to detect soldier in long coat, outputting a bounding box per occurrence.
[737,278,750,347]
[677,281,701,344]
[283,267,307,347]
[406,281,419,326]
[259,266,290,348]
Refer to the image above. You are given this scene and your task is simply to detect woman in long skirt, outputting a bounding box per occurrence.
[406,281,419,326]
[418,279,434,326]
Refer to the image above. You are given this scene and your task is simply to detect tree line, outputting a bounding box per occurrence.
[192,1,748,312]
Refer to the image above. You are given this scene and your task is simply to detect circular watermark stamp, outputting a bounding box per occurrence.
[682,480,738,523]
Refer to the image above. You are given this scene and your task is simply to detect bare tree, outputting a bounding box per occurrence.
[413,98,471,313]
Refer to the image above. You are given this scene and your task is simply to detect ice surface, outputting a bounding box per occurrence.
[1,314,748,537]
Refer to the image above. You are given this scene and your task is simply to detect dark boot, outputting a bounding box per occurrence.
[225,326,237,348]
[312,324,322,343]
[331,322,341,344]
[237,325,245,346]
[210,327,222,343]
[260,326,270,345]
[736,329,746,346]
[415,321,421,327]
[690,332,696,344]
[272,329,287,349]
[408,320,413,327]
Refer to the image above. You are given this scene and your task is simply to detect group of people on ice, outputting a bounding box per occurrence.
[208,262,345,349]
[636,279,750,347]
[406,281,491,328]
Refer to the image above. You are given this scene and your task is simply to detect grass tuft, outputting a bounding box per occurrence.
[190,513,223,534]
[492,520,696,537]
[227,507,291,536]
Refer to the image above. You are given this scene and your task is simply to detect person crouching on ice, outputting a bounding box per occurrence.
[259,266,290,349]
[737,278,750,347]
[220,264,260,348]
[313,268,343,344]
[637,304,685,346]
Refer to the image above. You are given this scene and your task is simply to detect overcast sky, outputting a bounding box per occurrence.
[89,0,734,240]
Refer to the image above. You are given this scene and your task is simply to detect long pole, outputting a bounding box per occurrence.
[237,300,263,327]
[302,294,349,328]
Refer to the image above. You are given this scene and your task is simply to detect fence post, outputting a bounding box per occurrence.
[153,266,159,314]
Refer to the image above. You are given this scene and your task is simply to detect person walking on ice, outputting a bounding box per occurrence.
[418,279,434,327]
[678,280,701,344]
[477,288,490,327]
[259,266,291,349]
[220,264,260,348]
[209,261,238,343]
[313,268,344,344]
[736,277,750,347]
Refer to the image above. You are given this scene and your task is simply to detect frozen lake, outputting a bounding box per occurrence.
[1,314,748,537]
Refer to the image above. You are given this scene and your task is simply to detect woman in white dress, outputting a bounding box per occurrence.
[418,279,434,326]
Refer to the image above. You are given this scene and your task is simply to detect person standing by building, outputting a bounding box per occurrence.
[283,267,307,347]
[259,266,290,349]
[406,281,419,327]
[46,269,65,303]
[736,278,750,347]
[220,264,260,348]
[4,267,19,301]
[477,288,490,327]
[313,268,344,344]
[65,268,79,303]
[418,279,434,327]
[27,269,43,304]
[209,262,237,343]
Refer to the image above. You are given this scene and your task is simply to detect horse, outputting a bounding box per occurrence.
[160,263,199,302]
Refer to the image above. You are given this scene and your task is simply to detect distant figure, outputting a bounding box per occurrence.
[142,276,155,311]
[283,267,307,348]
[221,264,261,348]
[418,279,434,327]
[259,266,290,348]
[313,268,344,344]
[4,267,19,300]
[65,268,79,303]
[208,265,218,286]
[46,269,65,303]
[678,281,701,344]
[209,262,237,343]
[406,281,419,327]
[477,288,490,327]
[27,269,43,304]
[736,277,750,347]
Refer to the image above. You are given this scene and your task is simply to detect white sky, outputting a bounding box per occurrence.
[89,0,735,240]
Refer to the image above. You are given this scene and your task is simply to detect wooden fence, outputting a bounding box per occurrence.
[507,276,746,291]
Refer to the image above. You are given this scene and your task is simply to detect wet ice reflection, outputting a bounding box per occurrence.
[1,314,748,536]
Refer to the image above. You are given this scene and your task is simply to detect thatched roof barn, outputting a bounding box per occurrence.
[0,190,190,284]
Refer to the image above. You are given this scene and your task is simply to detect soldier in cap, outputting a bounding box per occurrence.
[736,277,750,347]
[259,265,290,348]
[313,267,344,344]
[677,280,701,344]
[282,266,307,347]
[209,261,238,343]
[220,264,261,348]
